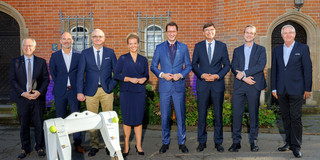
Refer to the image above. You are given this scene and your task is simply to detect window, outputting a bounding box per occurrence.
[59,12,93,51]
[137,12,170,60]
[145,25,163,58]
[71,26,89,51]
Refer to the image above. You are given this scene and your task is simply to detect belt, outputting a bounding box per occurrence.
[67,86,72,90]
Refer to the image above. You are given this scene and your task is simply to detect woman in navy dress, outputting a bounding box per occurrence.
[114,33,149,157]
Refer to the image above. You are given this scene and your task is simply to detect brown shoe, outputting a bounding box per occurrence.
[75,145,85,153]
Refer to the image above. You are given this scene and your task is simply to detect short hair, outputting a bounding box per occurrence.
[126,33,139,44]
[281,25,296,34]
[203,22,215,31]
[91,29,105,37]
[244,25,256,34]
[166,21,178,32]
[60,32,72,39]
[21,38,36,47]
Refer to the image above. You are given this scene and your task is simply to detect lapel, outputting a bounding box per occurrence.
[173,41,180,65]
[101,47,107,68]
[278,44,285,67]
[69,50,78,71]
[19,56,27,83]
[238,45,245,69]
[58,50,68,72]
[210,41,219,65]
[163,42,172,66]
[90,47,99,70]
[248,43,257,67]
[32,56,38,81]
[286,42,298,66]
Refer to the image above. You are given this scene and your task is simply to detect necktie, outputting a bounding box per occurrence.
[27,59,32,91]
[208,43,212,64]
[97,50,101,69]
[170,44,174,52]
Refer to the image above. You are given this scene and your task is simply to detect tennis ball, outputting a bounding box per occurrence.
[112,117,119,123]
[49,125,57,133]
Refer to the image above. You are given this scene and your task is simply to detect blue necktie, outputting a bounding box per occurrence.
[97,50,101,70]
[208,43,212,64]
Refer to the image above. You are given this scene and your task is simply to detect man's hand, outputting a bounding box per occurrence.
[236,70,244,80]
[162,73,174,81]
[272,92,278,99]
[243,76,256,85]
[22,91,33,100]
[304,91,311,99]
[138,77,147,84]
[77,93,86,102]
[202,73,214,82]
[210,74,219,81]
[29,90,40,99]
[173,74,182,81]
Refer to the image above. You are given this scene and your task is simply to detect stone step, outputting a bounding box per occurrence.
[0,104,17,125]
[303,105,320,114]
[0,104,14,114]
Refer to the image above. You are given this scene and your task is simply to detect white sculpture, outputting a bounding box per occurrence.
[43,111,123,160]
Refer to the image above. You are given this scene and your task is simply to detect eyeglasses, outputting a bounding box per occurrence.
[204,29,215,33]
[92,35,104,39]
[245,32,255,35]
[23,45,35,48]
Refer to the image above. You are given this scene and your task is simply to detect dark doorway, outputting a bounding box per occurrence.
[270,20,307,105]
[0,11,20,104]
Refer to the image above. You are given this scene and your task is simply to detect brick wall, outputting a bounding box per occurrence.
[2,0,320,102]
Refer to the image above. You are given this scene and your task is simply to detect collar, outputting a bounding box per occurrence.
[93,46,103,53]
[62,48,73,55]
[24,55,34,61]
[283,41,295,49]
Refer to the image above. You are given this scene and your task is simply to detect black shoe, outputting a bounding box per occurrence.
[215,144,224,152]
[37,149,46,157]
[122,146,130,157]
[228,143,241,152]
[278,143,291,152]
[17,150,29,159]
[179,144,189,153]
[88,148,99,157]
[105,148,110,155]
[135,145,144,155]
[196,143,206,152]
[292,148,302,158]
[159,144,169,154]
[250,141,259,152]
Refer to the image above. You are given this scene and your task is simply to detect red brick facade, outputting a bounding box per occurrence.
[1,0,320,104]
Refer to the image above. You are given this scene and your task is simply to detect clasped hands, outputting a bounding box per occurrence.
[201,73,219,82]
[162,73,182,81]
[22,90,40,100]
[128,77,147,84]
[236,70,256,85]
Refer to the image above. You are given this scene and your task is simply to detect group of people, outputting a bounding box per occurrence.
[9,21,312,159]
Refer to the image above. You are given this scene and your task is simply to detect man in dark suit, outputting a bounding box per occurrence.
[49,32,84,153]
[10,38,49,159]
[77,29,118,157]
[192,22,230,152]
[271,25,312,158]
[151,22,192,154]
[228,25,266,152]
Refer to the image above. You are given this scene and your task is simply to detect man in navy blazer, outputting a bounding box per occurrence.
[228,25,266,152]
[10,38,49,159]
[49,32,84,153]
[151,22,192,154]
[192,22,230,152]
[77,29,118,157]
[271,25,312,158]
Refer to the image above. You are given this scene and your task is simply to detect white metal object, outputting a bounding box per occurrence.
[43,111,123,160]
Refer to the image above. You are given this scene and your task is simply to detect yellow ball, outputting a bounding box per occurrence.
[112,117,119,123]
[49,125,57,133]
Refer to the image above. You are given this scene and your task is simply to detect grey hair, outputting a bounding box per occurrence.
[281,25,296,34]
[91,29,105,37]
[21,38,36,47]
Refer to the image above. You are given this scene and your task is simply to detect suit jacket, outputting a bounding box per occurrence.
[271,42,312,95]
[77,46,118,96]
[231,43,266,91]
[49,49,81,97]
[192,40,230,92]
[9,55,49,103]
[150,41,192,93]
[114,53,149,93]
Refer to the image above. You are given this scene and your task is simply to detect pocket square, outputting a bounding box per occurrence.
[295,53,300,56]
[105,57,110,59]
